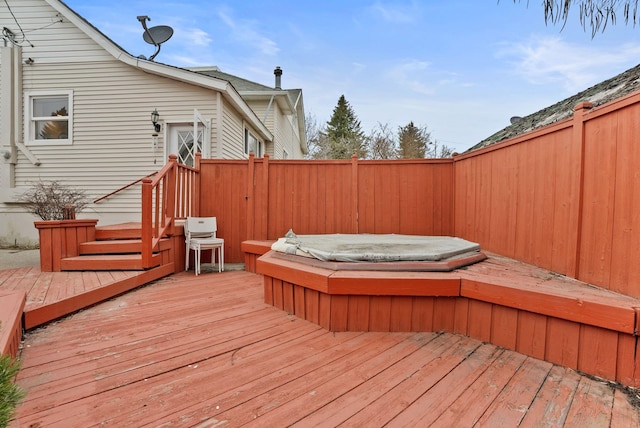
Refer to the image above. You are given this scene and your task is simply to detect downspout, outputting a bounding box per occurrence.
[0,45,20,187]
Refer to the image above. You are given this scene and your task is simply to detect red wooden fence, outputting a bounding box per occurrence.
[198,156,455,263]
[195,90,640,299]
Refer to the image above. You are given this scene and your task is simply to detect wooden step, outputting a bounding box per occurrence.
[96,222,142,240]
[79,239,143,255]
[60,253,162,271]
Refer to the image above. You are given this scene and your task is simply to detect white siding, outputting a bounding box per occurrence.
[221,107,245,159]
[15,60,229,213]
[0,0,296,245]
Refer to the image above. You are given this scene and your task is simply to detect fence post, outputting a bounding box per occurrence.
[262,154,270,240]
[141,177,153,268]
[246,153,255,241]
[351,155,359,233]
[571,101,594,279]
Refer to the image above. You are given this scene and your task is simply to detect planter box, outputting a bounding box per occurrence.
[35,219,98,272]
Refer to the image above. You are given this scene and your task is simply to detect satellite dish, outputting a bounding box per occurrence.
[143,26,173,45]
[136,16,173,62]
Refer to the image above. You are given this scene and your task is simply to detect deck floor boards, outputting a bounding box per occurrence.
[5,270,637,427]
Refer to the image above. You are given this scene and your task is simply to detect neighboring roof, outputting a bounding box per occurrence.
[468,63,640,152]
[191,67,308,154]
[48,0,273,142]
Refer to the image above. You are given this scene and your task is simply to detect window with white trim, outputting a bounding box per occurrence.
[282,149,290,159]
[25,91,73,145]
[244,128,264,157]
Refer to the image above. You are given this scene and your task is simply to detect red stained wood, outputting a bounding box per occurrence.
[389,296,413,332]
[410,297,434,331]
[369,296,392,331]
[476,357,554,426]
[304,288,319,324]
[329,295,349,332]
[0,291,26,357]
[519,365,581,427]
[432,297,456,332]
[263,276,273,305]
[7,271,637,425]
[578,325,619,381]
[293,284,305,318]
[271,278,284,310]
[282,281,294,314]
[453,297,469,335]
[467,299,492,342]
[516,311,548,360]
[616,334,640,387]
[347,295,370,331]
[563,376,614,426]
[491,305,518,350]
[545,318,580,369]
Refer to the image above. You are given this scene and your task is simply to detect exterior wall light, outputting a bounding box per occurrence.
[151,109,161,132]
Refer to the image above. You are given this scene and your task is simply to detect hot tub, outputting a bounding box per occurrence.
[270,232,486,272]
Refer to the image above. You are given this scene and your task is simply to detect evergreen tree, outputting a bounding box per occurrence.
[398,121,430,159]
[325,95,367,159]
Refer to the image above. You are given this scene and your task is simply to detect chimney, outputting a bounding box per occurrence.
[274,66,282,89]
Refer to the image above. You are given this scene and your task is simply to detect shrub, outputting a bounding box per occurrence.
[0,354,25,428]
[19,180,89,221]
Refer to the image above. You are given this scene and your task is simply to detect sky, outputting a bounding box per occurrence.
[64,0,640,152]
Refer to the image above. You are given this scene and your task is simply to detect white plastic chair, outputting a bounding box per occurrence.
[185,217,224,275]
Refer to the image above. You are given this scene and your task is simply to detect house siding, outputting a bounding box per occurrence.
[0,0,267,245]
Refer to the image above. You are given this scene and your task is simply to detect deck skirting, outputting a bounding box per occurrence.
[248,243,640,388]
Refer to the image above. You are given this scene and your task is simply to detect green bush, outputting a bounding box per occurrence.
[0,354,25,428]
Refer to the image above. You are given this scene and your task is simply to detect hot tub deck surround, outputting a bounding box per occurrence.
[243,240,640,388]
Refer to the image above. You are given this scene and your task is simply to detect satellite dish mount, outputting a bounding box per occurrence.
[136,15,173,62]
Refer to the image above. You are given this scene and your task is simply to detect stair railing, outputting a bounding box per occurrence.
[141,155,199,268]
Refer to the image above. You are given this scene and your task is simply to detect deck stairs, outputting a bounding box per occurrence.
[60,222,175,271]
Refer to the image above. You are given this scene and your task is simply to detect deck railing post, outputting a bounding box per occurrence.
[194,153,202,216]
[166,155,177,236]
[141,177,153,268]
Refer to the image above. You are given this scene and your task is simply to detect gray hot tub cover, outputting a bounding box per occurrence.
[271,230,481,262]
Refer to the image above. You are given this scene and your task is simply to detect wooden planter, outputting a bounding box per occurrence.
[35,219,98,272]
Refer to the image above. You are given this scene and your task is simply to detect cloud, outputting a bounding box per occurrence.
[369,1,418,23]
[386,60,434,95]
[498,35,640,92]
[216,7,279,56]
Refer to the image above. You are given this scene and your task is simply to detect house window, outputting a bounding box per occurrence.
[25,91,73,145]
[282,149,290,159]
[244,128,264,157]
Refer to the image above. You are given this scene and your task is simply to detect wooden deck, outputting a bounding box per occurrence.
[8,270,640,427]
[0,264,173,329]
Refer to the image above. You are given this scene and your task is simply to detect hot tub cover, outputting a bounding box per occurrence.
[271,230,481,263]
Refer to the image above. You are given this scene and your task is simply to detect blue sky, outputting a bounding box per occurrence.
[65,0,640,152]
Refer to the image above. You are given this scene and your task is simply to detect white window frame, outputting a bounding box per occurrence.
[25,90,73,146]
[244,128,264,157]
